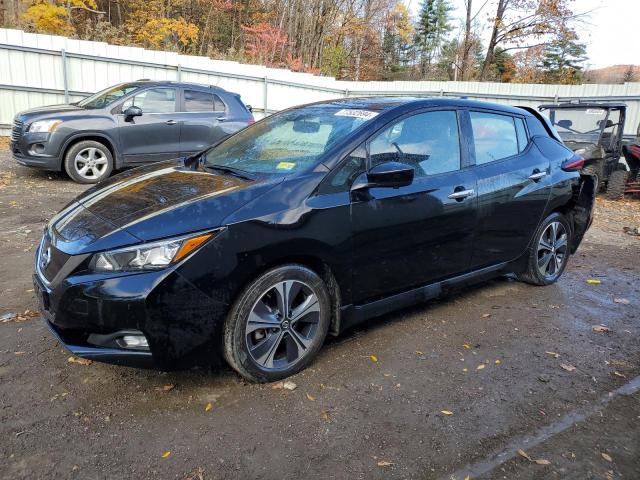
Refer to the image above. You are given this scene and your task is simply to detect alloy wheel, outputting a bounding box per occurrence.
[245,280,321,370]
[537,221,568,280]
[74,147,108,180]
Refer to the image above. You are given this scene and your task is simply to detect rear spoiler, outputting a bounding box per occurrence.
[516,106,563,143]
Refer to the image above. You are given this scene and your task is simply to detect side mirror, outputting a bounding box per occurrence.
[123,106,142,118]
[352,161,414,191]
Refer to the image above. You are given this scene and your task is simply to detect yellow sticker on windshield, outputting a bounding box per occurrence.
[276,162,296,170]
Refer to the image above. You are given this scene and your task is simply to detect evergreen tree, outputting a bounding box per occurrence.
[539,30,587,84]
[415,0,452,77]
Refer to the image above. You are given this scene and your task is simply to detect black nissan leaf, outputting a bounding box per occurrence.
[34,97,596,382]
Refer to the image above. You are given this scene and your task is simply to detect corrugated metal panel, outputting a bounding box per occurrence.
[1,28,639,138]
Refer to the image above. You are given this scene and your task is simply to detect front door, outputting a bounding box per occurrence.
[350,110,477,304]
[116,87,181,164]
[467,110,553,268]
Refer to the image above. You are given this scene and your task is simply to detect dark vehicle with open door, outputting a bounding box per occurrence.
[539,102,629,199]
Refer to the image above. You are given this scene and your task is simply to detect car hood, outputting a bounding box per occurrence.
[49,160,282,255]
[16,103,90,122]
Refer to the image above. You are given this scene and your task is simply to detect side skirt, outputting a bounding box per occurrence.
[336,262,509,334]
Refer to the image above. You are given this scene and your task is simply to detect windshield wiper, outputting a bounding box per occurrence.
[204,164,256,181]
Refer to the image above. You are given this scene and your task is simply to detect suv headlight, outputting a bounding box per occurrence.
[91,230,221,272]
[28,119,63,133]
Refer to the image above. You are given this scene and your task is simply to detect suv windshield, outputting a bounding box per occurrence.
[77,84,140,109]
[204,106,378,174]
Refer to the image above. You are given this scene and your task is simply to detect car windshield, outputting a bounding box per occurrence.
[204,106,378,174]
[542,107,620,142]
[77,84,140,109]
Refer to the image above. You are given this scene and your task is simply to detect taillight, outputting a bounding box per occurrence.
[561,155,585,172]
[247,116,256,125]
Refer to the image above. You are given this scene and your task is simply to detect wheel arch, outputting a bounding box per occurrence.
[61,133,119,168]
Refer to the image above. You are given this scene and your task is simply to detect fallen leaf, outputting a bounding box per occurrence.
[271,382,284,390]
[482,313,491,318]
[464,476,470,480]
[370,355,378,362]
[415,350,424,355]
[462,343,471,349]
[613,298,629,304]
[205,402,213,412]
[560,363,576,372]
[495,359,501,365]
[320,409,332,421]
[67,356,92,366]
[462,368,468,372]
[161,451,171,459]
[586,279,601,284]
[613,371,626,378]
[476,364,485,370]
[518,449,533,462]
[283,381,297,391]
[534,459,551,465]
[305,392,316,401]
[156,384,175,392]
[601,452,612,462]
[545,351,560,358]
[377,460,394,467]
[440,410,453,416]
[592,325,611,333]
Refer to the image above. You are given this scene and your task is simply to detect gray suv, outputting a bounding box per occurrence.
[10,80,254,183]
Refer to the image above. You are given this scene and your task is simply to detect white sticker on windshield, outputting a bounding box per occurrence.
[334,109,379,120]
[586,109,605,115]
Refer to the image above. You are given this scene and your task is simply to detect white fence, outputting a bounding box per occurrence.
[2,28,640,137]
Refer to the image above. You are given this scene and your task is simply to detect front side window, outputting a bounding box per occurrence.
[122,88,176,113]
[184,90,226,112]
[368,110,461,177]
[205,106,376,174]
[470,111,519,164]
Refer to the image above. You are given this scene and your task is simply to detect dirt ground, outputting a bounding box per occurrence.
[0,148,639,480]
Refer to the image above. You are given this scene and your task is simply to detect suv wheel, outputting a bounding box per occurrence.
[517,212,572,286]
[64,140,113,184]
[223,265,331,382]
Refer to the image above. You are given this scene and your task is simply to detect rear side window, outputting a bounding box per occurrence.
[368,110,461,177]
[470,111,519,164]
[533,136,573,161]
[184,90,226,112]
[515,117,528,152]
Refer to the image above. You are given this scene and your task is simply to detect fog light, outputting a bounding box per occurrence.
[121,335,149,349]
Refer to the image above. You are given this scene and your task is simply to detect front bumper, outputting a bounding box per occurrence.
[34,256,230,370]
[11,131,64,171]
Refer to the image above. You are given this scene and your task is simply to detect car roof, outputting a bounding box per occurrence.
[303,96,532,116]
[122,80,230,94]
[539,102,627,110]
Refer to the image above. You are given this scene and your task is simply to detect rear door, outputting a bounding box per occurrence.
[350,109,477,303]
[179,88,229,156]
[116,87,181,163]
[467,110,552,269]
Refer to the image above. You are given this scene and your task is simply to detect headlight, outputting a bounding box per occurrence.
[28,119,63,133]
[91,230,220,272]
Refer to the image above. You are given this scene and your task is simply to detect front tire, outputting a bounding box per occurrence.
[64,140,113,184]
[517,212,572,286]
[223,265,331,382]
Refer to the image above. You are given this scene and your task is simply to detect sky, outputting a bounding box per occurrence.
[408,0,640,69]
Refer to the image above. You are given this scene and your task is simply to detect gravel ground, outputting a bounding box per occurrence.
[0,149,639,480]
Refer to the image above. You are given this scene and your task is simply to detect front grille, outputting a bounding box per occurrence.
[11,119,24,143]
[37,233,71,283]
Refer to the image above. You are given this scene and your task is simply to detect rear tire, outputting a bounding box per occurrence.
[223,265,331,383]
[581,164,601,192]
[517,212,572,286]
[605,169,628,200]
[64,140,113,184]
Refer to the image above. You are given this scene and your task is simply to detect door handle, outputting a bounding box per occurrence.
[165,120,177,125]
[217,116,227,122]
[528,170,547,181]
[448,189,475,200]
